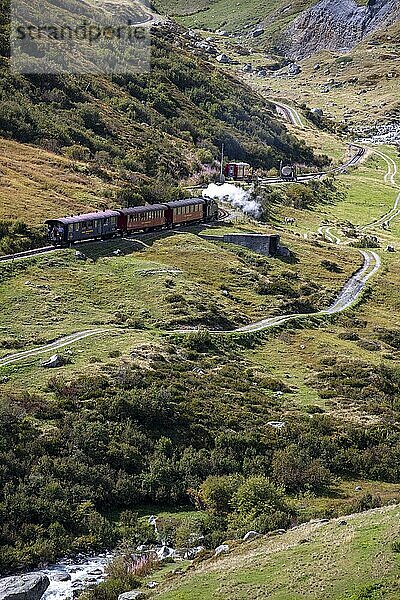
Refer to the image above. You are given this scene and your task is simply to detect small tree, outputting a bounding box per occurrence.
[228,476,291,537]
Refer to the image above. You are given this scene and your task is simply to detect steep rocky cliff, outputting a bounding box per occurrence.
[283,0,400,59]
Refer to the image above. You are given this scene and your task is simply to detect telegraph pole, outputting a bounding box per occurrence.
[220,143,225,183]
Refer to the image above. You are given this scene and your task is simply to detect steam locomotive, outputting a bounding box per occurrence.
[46,197,219,246]
[280,162,298,181]
[224,161,298,183]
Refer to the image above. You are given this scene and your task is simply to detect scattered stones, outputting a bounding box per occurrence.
[355,486,363,491]
[243,531,260,542]
[357,122,400,145]
[386,245,395,252]
[242,63,253,73]
[338,520,348,526]
[0,574,50,600]
[267,421,286,429]
[51,572,71,582]
[214,544,230,556]
[216,53,231,64]
[251,28,264,38]
[118,591,147,600]
[75,251,87,260]
[41,354,65,369]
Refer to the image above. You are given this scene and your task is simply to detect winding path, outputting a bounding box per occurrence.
[0,330,113,367]
[0,104,394,366]
[272,100,306,129]
[222,250,380,334]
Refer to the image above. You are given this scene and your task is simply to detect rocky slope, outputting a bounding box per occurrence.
[283,0,400,59]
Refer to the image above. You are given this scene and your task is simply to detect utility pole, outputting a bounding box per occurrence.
[220,143,225,183]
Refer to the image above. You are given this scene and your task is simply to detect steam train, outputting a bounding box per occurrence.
[46,197,219,246]
[280,162,298,181]
[224,161,298,182]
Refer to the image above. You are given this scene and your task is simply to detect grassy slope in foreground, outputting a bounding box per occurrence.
[152,505,400,600]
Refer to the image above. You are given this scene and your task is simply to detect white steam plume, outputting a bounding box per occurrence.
[202,183,261,219]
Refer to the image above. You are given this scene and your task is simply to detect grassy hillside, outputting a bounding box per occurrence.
[198,16,400,129]
[0,9,318,224]
[0,139,119,224]
[153,0,313,46]
[0,227,360,359]
[152,505,400,600]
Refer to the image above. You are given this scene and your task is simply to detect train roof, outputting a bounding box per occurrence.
[165,198,205,208]
[45,210,120,225]
[120,204,167,215]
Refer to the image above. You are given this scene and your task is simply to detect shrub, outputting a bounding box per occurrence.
[197,475,243,514]
[228,476,291,537]
[63,144,91,161]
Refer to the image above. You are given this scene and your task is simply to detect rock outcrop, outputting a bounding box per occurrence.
[0,574,50,600]
[283,0,400,59]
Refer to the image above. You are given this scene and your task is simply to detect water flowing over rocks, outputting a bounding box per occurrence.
[4,554,116,600]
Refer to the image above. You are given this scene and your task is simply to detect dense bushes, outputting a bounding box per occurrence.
[0,220,46,255]
[0,15,320,207]
[1,340,400,573]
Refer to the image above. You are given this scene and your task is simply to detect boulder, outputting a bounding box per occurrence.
[311,108,324,117]
[214,544,229,556]
[216,54,231,64]
[0,574,50,600]
[41,354,65,368]
[118,592,147,600]
[155,546,174,560]
[75,251,87,260]
[243,531,260,542]
[267,529,286,537]
[288,63,301,76]
[87,569,103,577]
[51,572,71,582]
[147,582,158,589]
[252,28,264,38]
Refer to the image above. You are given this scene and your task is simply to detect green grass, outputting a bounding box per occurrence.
[0,139,119,225]
[0,231,360,360]
[151,505,400,600]
[154,0,313,41]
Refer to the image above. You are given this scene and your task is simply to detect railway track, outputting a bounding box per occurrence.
[0,246,57,263]
[217,208,231,220]
[259,145,366,187]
